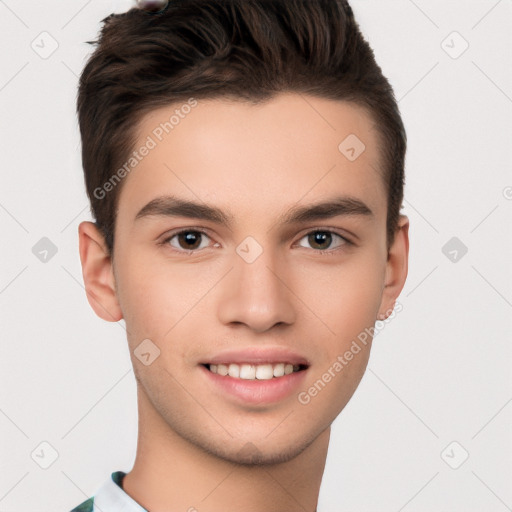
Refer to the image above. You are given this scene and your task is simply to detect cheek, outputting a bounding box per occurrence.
[114,253,177,339]
[295,257,383,417]
[114,250,222,344]
[297,251,386,338]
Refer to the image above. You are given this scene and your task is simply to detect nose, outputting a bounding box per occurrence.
[216,244,296,333]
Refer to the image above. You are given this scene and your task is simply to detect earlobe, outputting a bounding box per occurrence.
[377,215,410,320]
[78,221,123,322]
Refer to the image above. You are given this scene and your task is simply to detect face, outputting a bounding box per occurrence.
[81,92,408,465]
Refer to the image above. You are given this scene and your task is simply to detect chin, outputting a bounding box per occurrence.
[194,429,322,467]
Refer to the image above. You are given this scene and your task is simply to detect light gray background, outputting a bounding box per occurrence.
[1,1,511,511]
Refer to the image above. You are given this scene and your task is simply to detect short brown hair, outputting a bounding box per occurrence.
[77,0,406,256]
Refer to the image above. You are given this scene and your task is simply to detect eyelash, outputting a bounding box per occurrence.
[159,227,353,255]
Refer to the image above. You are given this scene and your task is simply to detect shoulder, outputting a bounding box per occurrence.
[68,470,129,512]
[69,496,94,512]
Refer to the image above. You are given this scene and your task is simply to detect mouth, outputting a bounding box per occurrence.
[202,362,308,380]
[199,347,310,404]
[200,359,309,405]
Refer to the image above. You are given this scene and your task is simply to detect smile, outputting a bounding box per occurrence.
[205,362,306,380]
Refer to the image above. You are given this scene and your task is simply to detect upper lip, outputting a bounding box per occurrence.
[202,347,310,367]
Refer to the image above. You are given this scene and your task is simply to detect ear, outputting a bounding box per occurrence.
[78,221,123,322]
[377,215,409,320]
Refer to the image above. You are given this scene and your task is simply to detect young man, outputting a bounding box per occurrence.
[72,0,409,510]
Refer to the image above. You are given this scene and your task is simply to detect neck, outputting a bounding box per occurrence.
[122,386,329,512]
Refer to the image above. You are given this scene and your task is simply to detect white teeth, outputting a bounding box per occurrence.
[208,362,303,379]
[217,364,229,376]
[240,364,256,379]
[228,363,240,378]
[273,363,285,377]
[255,364,274,380]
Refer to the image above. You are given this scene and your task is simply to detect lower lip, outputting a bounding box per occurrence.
[200,365,308,405]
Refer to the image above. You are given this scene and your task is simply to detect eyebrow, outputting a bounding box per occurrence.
[134,194,374,228]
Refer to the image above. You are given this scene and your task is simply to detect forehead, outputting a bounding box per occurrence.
[118,93,386,225]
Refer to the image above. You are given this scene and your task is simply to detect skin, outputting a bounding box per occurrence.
[78,92,409,512]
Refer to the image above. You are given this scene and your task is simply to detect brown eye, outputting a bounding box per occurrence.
[297,230,348,252]
[175,231,207,251]
[162,229,214,252]
[177,232,202,250]
[309,231,332,250]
